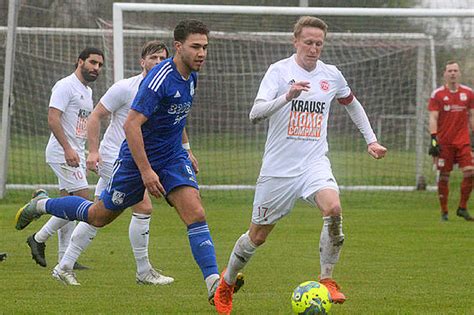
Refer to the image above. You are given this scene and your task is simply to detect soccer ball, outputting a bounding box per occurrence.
[291,281,332,314]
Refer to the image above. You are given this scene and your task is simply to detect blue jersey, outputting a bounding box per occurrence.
[118,58,197,168]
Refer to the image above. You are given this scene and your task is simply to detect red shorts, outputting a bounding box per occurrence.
[436,144,473,172]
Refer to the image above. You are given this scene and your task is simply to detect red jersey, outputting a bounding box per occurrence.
[428,84,474,145]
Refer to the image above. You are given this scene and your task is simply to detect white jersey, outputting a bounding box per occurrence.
[98,73,143,163]
[255,55,352,177]
[45,73,93,163]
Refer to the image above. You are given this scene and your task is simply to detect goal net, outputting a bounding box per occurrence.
[110,5,439,193]
[2,3,473,199]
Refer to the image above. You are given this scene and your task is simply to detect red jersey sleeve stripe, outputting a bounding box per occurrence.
[337,93,354,106]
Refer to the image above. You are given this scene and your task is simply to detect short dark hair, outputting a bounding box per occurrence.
[141,40,169,59]
[174,19,209,42]
[445,60,459,67]
[75,47,104,68]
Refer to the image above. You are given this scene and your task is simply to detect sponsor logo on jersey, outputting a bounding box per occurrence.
[287,99,326,138]
[460,93,467,101]
[174,90,181,98]
[112,190,125,205]
[320,80,329,92]
[443,105,451,111]
[443,96,450,101]
[168,101,192,125]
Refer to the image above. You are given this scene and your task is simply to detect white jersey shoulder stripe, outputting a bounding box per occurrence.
[148,62,173,91]
[431,86,445,98]
[460,84,473,92]
[151,68,173,92]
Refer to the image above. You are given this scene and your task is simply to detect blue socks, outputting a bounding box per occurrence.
[45,196,92,222]
[187,221,219,279]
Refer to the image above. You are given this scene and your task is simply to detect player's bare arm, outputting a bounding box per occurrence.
[182,128,199,174]
[48,107,80,167]
[86,102,111,173]
[124,109,165,198]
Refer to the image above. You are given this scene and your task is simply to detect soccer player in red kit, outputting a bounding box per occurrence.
[428,60,474,221]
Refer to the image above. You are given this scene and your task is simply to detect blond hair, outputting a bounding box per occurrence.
[293,16,328,38]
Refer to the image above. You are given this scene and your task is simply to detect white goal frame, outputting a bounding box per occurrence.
[111,3,474,191]
[2,4,473,195]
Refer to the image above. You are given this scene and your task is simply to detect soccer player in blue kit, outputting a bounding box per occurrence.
[15,19,227,303]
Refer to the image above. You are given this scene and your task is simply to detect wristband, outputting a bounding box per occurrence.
[182,142,191,150]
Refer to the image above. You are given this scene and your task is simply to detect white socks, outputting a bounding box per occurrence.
[129,213,152,275]
[36,199,48,213]
[319,216,344,279]
[205,273,220,294]
[59,222,97,270]
[34,216,70,244]
[57,221,76,262]
[224,231,257,285]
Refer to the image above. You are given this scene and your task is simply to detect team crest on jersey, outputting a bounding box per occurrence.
[320,80,329,92]
[460,93,467,101]
[443,105,451,111]
[112,190,125,205]
[190,81,195,96]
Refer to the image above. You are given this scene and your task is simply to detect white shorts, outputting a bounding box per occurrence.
[94,160,114,197]
[252,156,338,225]
[48,162,88,193]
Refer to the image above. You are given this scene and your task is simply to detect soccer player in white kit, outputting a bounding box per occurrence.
[214,16,387,314]
[50,41,177,285]
[26,48,104,270]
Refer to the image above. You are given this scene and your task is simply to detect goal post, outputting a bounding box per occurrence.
[0,0,20,198]
[2,4,473,197]
[111,4,450,191]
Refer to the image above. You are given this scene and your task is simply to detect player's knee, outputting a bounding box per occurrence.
[87,207,112,228]
[439,172,450,183]
[249,229,268,246]
[322,203,342,217]
[132,207,152,215]
[88,218,107,228]
[462,169,474,178]
[188,207,206,223]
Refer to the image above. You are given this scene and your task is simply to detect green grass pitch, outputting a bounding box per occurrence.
[1,190,473,314]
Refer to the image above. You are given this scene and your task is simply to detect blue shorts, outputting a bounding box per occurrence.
[100,157,199,211]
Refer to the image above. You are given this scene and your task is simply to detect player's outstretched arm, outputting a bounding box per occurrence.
[86,102,110,173]
[124,110,165,198]
[368,142,387,159]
